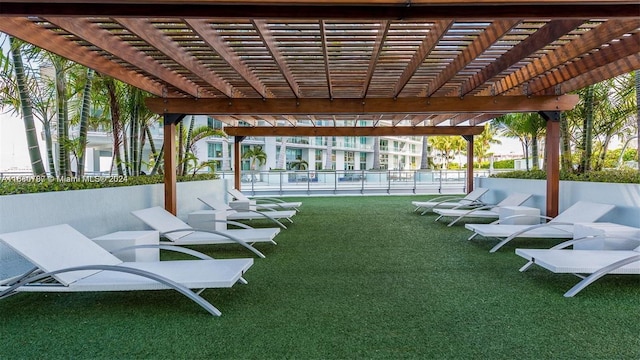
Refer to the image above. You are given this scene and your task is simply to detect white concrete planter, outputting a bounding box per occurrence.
[0,179,227,278]
[476,177,640,227]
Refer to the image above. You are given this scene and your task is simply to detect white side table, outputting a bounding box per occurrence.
[229,200,256,212]
[92,231,159,262]
[573,223,640,250]
[498,206,540,225]
[187,210,227,231]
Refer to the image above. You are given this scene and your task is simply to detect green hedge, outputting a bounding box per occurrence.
[0,173,219,195]
[491,169,640,184]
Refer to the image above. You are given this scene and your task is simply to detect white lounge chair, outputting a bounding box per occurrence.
[433,193,532,226]
[411,187,489,215]
[465,201,616,252]
[515,236,640,297]
[199,196,296,229]
[132,206,280,258]
[0,224,253,316]
[228,188,302,212]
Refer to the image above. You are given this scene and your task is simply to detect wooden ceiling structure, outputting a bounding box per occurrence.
[1,0,638,216]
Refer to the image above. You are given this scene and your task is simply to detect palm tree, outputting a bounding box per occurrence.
[473,124,501,166]
[494,113,545,170]
[243,145,267,171]
[6,36,46,176]
[428,136,464,169]
[289,156,308,170]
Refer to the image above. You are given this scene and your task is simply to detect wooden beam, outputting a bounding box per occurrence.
[253,20,301,98]
[455,19,585,97]
[116,18,243,98]
[480,18,640,96]
[2,2,637,20]
[319,20,334,100]
[465,135,474,193]
[424,19,520,97]
[0,17,168,97]
[524,33,640,95]
[551,54,640,95]
[233,136,242,191]
[186,19,273,99]
[393,20,452,98]
[542,114,561,218]
[223,126,485,137]
[362,21,390,98]
[44,16,202,98]
[163,119,178,215]
[145,95,579,115]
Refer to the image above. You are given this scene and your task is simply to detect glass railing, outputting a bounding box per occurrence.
[217,169,503,196]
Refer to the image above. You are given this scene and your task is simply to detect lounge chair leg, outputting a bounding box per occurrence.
[563,255,640,297]
[467,233,478,241]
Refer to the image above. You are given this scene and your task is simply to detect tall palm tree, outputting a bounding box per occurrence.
[7,36,46,176]
[494,113,545,170]
[473,123,501,166]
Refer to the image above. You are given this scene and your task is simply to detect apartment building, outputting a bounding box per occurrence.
[196,116,425,172]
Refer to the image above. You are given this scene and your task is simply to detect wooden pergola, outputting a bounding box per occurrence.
[1,0,638,216]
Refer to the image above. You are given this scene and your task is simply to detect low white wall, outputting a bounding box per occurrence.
[0,179,227,278]
[476,177,640,227]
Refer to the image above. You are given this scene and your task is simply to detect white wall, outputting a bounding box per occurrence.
[0,179,227,278]
[476,177,640,227]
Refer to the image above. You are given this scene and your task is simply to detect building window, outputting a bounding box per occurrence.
[207,117,223,130]
[344,151,355,170]
[207,143,223,158]
[360,153,367,170]
[380,154,388,170]
[380,139,388,151]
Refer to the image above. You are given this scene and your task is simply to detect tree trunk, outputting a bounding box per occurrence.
[150,143,164,176]
[531,136,539,170]
[9,37,46,176]
[420,136,429,169]
[579,85,595,173]
[177,121,184,176]
[182,116,195,175]
[104,78,124,176]
[324,137,333,169]
[636,71,639,171]
[372,136,380,169]
[276,137,288,169]
[76,68,94,177]
[559,113,573,172]
[43,121,56,177]
[54,57,71,176]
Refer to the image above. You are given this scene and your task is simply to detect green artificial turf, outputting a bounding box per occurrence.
[1,195,638,359]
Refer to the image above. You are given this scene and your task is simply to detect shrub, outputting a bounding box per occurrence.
[491,169,640,184]
[0,173,218,195]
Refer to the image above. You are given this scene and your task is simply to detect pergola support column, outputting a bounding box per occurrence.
[462,135,474,193]
[539,111,561,217]
[233,136,245,190]
[163,114,186,215]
